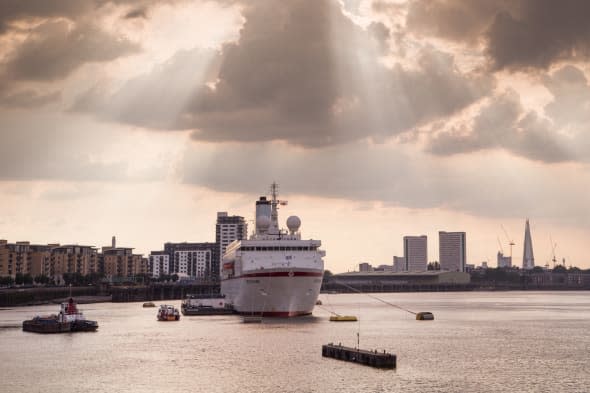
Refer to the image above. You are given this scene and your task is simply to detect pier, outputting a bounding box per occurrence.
[322,343,396,369]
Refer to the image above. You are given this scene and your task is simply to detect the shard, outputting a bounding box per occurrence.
[522,219,535,270]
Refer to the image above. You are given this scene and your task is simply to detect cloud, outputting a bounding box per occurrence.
[123,7,148,19]
[0,1,91,34]
[427,90,571,162]
[179,141,590,226]
[0,86,61,108]
[486,0,590,70]
[405,0,510,45]
[0,111,129,182]
[401,0,590,71]
[74,0,491,147]
[70,47,221,129]
[2,20,140,81]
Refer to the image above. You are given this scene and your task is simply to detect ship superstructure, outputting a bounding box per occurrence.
[220,183,325,317]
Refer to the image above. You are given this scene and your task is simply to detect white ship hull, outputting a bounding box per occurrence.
[221,269,323,317]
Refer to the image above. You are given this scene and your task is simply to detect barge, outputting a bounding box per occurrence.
[181,294,235,316]
[22,298,98,333]
[322,343,396,369]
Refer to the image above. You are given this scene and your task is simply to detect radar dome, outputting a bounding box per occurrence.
[286,216,301,233]
[256,216,271,230]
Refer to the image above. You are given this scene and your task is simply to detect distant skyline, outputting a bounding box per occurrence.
[1,1,589,272]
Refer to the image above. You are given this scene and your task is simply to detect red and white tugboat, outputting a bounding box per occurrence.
[157,305,180,321]
[59,297,99,332]
[22,297,98,333]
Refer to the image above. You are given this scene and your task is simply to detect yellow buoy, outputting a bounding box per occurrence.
[329,315,358,322]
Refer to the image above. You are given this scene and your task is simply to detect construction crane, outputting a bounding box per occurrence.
[501,224,515,259]
[550,235,558,268]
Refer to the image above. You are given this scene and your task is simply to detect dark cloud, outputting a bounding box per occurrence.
[180,141,590,225]
[0,0,91,34]
[124,7,148,19]
[402,0,590,70]
[486,0,590,70]
[2,20,140,81]
[405,0,511,44]
[0,0,183,33]
[75,0,491,147]
[427,90,571,162]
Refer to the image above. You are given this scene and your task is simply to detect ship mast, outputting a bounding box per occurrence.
[270,182,279,235]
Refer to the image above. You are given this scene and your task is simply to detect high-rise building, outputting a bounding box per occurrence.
[51,245,99,277]
[148,251,170,277]
[497,252,512,268]
[392,256,405,272]
[215,212,247,279]
[163,242,216,279]
[403,235,427,272]
[522,219,535,270]
[439,231,466,272]
[358,262,372,272]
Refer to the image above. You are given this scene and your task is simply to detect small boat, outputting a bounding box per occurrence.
[181,294,235,316]
[23,297,98,333]
[329,315,358,322]
[142,302,156,308]
[157,305,180,321]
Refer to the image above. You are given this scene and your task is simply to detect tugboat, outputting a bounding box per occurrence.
[22,298,99,333]
[181,294,235,316]
[157,305,180,321]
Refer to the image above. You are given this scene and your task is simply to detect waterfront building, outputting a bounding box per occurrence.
[0,240,7,276]
[375,264,394,272]
[393,256,405,272]
[163,242,216,279]
[359,262,372,272]
[175,249,211,279]
[0,241,49,277]
[149,251,170,277]
[522,219,535,270]
[215,212,247,279]
[403,235,428,272]
[100,242,145,278]
[439,231,466,272]
[497,252,512,268]
[51,245,99,277]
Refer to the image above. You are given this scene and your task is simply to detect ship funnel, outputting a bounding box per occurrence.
[255,197,271,234]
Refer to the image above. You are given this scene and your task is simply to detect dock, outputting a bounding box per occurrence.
[321,343,396,369]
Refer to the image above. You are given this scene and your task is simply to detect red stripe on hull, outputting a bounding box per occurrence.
[230,271,323,279]
[239,311,312,317]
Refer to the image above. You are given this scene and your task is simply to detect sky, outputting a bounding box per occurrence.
[1,0,589,272]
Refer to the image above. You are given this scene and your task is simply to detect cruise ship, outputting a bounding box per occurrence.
[220,183,325,317]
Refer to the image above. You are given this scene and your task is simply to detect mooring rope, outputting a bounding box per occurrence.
[331,279,417,315]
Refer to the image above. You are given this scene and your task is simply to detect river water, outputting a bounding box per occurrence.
[0,291,589,393]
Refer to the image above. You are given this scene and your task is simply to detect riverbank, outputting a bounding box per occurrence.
[0,286,104,307]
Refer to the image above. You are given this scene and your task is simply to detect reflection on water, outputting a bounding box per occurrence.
[1,291,589,393]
